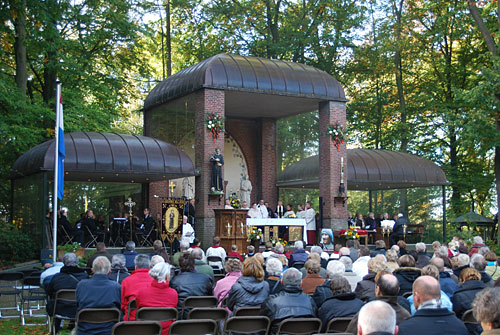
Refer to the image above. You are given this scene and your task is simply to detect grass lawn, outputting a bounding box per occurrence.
[0,319,72,335]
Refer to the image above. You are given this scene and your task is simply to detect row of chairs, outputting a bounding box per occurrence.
[0,270,46,326]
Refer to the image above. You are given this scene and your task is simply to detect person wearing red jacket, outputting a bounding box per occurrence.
[136,262,178,334]
[121,254,152,320]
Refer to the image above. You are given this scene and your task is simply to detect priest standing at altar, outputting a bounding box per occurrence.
[304,202,316,244]
[275,201,285,218]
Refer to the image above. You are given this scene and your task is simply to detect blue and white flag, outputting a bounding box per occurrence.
[56,85,65,200]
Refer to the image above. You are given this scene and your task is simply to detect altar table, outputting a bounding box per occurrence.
[338,229,376,246]
[246,218,308,243]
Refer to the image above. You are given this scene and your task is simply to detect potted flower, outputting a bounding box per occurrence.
[57,242,85,259]
[248,226,263,249]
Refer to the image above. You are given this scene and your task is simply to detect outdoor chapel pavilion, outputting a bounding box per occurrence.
[144,53,349,246]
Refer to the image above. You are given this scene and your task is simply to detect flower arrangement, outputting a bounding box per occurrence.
[273,238,290,247]
[327,122,345,151]
[285,212,296,218]
[249,226,263,240]
[344,227,359,240]
[229,193,241,209]
[205,112,225,141]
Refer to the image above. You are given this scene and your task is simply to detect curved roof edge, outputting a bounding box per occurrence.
[144,53,346,111]
[277,149,449,191]
[11,132,195,183]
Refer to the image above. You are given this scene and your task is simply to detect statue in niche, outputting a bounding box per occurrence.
[240,176,252,206]
[210,148,224,193]
[182,177,194,199]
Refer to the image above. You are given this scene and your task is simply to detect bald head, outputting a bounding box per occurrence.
[413,275,441,309]
[377,274,400,297]
[430,257,444,272]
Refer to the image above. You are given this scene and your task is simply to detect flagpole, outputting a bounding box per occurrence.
[52,81,61,262]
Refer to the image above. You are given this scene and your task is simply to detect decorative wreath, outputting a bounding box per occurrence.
[327,122,345,151]
[205,112,225,141]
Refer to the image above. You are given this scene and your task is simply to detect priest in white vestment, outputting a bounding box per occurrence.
[304,202,316,244]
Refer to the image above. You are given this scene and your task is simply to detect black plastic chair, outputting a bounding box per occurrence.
[277,317,322,335]
[49,289,76,335]
[169,319,217,335]
[402,291,412,298]
[233,306,261,316]
[462,309,478,324]
[136,306,178,322]
[222,316,271,335]
[0,272,24,319]
[207,256,224,273]
[20,276,47,326]
[112,321,162,335]
[188,307,228,321]
[325,317,353,333]
[76,308,121,331]
[84,225,99,248]
[181,296,218,319]
[126,298,137,321]
[292,262,305,270]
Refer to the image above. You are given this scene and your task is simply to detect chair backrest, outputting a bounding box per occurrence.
[181,296,218,319]
[233,306,261,316]
[206,256,223,263]
[223,316,271,335]
[187,307,228,321]
[292,262,305,269]
[112,321,162,335]
[214,274,225,284]
[277,317,322,335]
[168,319,217,335]
[77,308,121,324]
[126,298,137,320]
[23,276,42,287]
[461,309,478,324]
[136,307,178,322]
[326,317,353,333]
[55,289,76,302]
[0,272,24,282]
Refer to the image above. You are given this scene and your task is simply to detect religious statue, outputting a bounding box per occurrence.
[182,177,194,199]
[210,148,224,193]
[240,176,252,205]
[169,210,175,230]
[320,228,334,251]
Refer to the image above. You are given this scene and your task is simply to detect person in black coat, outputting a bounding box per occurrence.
[389,213,408,246]
[58,209,84,244]
[46,253,88,332]
[169,253,213,318]
[393,255,421,296]
[140,208,155,236]
[452,268,486,319]
[261,268,317,334]
[398,276,468,335]
[319,276,364,332]
[227,256,270,311]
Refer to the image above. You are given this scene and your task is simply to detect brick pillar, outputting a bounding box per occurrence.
[259,118,277,208]
[149,180,168,218]
[319,101,348,231]
[194,89,225,248]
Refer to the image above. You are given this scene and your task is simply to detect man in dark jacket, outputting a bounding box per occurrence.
[347,273,410,334]
[430,257,457,298]
[389,213,407,246]
[398,276,468,335]
[46,252,88,332]
[289,241,308,268]
[370,240,386,258]
[59,209,84,244]
[140,208,155,236]
[86,242,112,268]
[76,256,121,335]
[261,268,317,334]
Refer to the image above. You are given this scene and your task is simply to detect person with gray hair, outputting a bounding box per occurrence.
[339,256,362,291]
[121,253,153,321]
[470,236,486,257]
[150,255,165,269]
[123,240,138,268]
[46,252,88,332]
[398,276,468,335]
[357,300,397,335]
[311,261,347,307]
[171,239,191,267]
[108,254,130,284]
[415,242,431,268]
[310,245,328,268]
[471,253,494,287]
[261,267,317,333]
[289,240,308,267]
[193,246,214,282]
[453,253,470,278]
[76,256,121,335]
[472,287,500,333]
[265,257,284,294]
[135,262,178,334]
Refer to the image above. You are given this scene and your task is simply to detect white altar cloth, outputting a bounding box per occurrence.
[246,218,307,243]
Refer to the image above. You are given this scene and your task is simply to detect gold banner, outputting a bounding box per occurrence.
[161,199,185,243]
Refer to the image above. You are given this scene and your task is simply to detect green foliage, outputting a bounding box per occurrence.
[0,223,37,267]
[56,242,82,253]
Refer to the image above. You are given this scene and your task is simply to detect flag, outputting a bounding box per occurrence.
[56,85,65,200]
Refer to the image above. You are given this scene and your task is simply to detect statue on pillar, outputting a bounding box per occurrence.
[182,177,194,199]
[240,176,252,206]
[210,148,224,193]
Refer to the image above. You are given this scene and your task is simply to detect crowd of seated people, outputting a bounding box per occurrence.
[41,235,500,335]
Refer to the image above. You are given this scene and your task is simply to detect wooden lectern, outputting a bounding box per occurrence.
[214,209,249,253]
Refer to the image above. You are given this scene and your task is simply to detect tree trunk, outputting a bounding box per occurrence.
[165,0,171,77]
[12,0,27,96]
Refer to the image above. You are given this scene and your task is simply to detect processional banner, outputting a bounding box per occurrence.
[161,199,184,243]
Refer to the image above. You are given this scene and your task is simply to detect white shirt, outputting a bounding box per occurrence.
[247,207,260,218]
[206,246,227,270]
[258,204,268,218]
[276,206,284,218]
[284,210,295,218]
[224,205,234,209]
[304,208,316,230]
[352,255,370,278]
[182,223,195,243]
